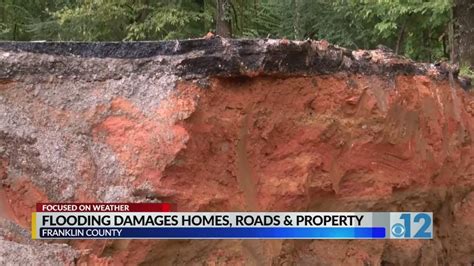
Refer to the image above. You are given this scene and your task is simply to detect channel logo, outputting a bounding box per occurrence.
[390,213,432,239]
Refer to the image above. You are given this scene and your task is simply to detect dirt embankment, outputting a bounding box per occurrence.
[0,39,474,265]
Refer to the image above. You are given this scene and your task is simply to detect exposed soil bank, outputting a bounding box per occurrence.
[0,39,474,264]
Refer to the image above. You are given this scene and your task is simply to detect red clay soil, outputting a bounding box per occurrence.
[1,66,474,263]
[32,74,474,264]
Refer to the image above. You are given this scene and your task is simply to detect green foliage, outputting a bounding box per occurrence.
[460,65,474,79]
[49,0,132,41]
[0,0,454,62]
[0,0,211,41]
[0,0,68,40]
[354,0,451,60]
[125,2,212,40]
[32,0,212,41]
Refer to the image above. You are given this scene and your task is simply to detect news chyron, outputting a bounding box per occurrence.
[32,203,433,240]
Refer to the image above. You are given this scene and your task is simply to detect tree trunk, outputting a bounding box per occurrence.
[292,0,301,40]
[395,20,407,55]
[454,0,474,68]
[216,0,232,38]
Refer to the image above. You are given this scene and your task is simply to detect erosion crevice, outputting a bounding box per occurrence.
[236,110,258,211]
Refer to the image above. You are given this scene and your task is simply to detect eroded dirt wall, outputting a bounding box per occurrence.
[0,39,473,265]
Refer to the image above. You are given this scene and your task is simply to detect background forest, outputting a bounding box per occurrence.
[0,0,473,74]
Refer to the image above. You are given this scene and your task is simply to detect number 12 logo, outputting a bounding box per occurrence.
[391,213,432,239]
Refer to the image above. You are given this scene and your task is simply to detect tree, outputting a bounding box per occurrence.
[216,0,231,37]
[454,0,474,70]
